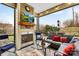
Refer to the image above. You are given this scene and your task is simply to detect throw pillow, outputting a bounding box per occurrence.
[51,35,60,42]
[63,44,75,56]
[60,37,68,43]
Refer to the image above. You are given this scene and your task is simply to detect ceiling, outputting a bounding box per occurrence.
[28,3,62,13]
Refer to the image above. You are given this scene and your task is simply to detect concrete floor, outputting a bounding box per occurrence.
[15,44,56,56]
[1,43,79,56]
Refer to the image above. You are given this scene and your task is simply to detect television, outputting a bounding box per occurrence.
[22,12,34,23]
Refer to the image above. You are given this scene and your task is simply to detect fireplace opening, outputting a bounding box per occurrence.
[21,34,33,44]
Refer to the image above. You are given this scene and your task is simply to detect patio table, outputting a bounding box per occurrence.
[36,37,62,56]
[43,39,62,56]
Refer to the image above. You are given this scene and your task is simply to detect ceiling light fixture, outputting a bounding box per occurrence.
[39,13,43,16]
[67,3,72,5]
[25,6,30,12]
[55,6,59,10]
[46,11,49,13]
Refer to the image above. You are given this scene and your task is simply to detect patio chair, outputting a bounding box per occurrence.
[0,35,15,55]
[35,32,43,49]
[45,34,76,56]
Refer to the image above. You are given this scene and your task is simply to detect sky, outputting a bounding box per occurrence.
[0,4,14,26]
[39,5,79,27]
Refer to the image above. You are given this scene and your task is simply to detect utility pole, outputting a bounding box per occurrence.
[75,12,78,26]
[36,15,40,32]
[72,7,75,25]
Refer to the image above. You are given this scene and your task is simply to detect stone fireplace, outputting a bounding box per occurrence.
[15,3,35,50]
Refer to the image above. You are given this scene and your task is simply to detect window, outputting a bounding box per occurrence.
[0,4,14,46]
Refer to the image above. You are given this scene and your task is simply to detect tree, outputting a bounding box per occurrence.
[41,25,60,36]
[63,19,79,27]
[63,12,79,27]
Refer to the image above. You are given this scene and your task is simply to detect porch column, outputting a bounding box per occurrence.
[15,3,21,50]
[36,16,40,32]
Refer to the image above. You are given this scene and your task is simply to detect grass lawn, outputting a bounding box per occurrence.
[8,35,14,42]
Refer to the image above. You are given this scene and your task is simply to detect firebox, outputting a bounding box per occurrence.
[21,34,33,44]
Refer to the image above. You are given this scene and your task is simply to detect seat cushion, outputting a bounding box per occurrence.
[63,35,73,43]
[47,34,52,39]
[0,35,8,40]
[1,43,15,51]
[75,41,79,51]
[57,33,64,37]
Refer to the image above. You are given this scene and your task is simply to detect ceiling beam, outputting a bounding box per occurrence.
[37,3,79,17]
[2,3,17,9]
